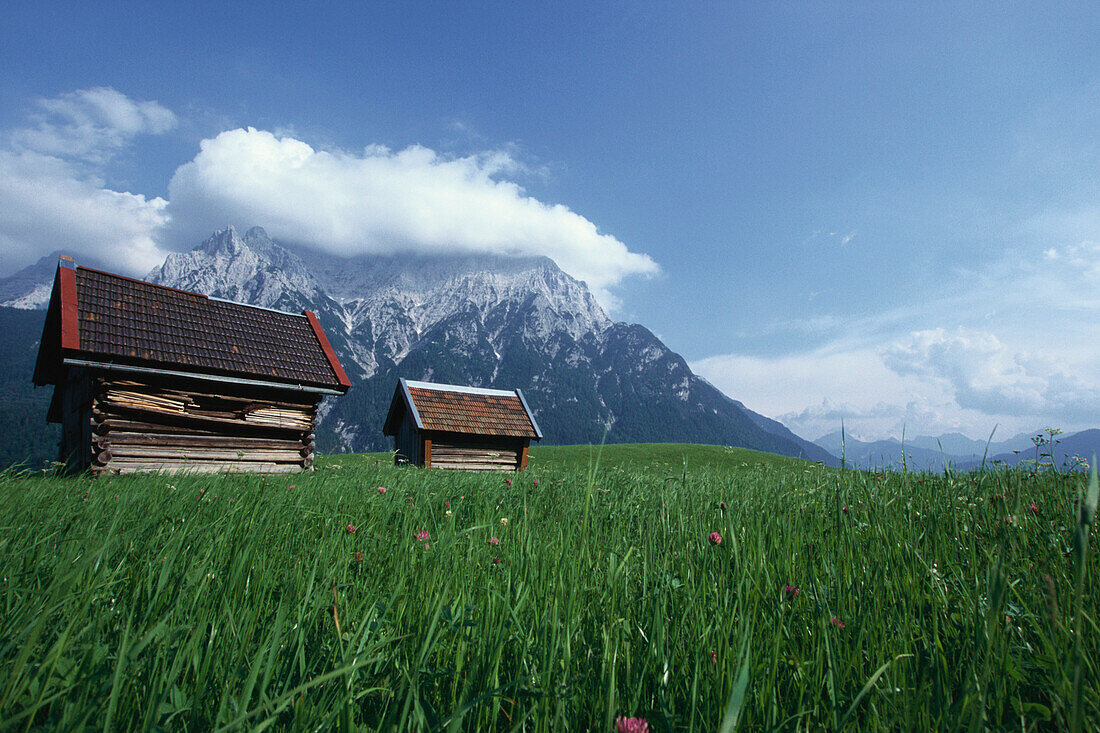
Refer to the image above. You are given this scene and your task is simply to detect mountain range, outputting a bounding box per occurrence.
[813,428,1098,472]
[1,226,838,466]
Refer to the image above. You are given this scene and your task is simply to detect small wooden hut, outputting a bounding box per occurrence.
[32,256,351,474]
[382,379,542,471]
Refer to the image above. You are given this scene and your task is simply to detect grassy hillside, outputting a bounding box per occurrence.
[1,445,1096,730]
[319,442,812,474]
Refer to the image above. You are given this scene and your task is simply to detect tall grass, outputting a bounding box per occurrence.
[0,445,1096,730]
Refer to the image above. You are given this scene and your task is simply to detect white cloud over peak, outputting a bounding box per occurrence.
[10,86,176,163]
[0,95,657,307]
[166,128,659,306]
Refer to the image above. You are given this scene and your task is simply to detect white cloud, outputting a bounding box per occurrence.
[165,128,659,306]
[883,327,1100,422]
[0,88,176,275]
[691,344,922,424]
[10,86,176,163]
[0,150,169,274]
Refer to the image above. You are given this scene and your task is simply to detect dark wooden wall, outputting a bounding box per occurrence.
[392,412,422,466]
[59,367,94,473]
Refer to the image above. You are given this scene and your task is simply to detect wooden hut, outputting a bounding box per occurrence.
[382,379,542,471]
[32,256,351,474]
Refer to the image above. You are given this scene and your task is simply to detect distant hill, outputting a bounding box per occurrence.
[0,307,59,470]
[814,428,1096,472]
[962,429,1099,471]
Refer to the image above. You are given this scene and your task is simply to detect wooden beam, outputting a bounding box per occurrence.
[423,438,432,469]
[97,461,304,475]
[95,432,306,450]
[303,310,351,388]
[58,260,79,350]
[519,443,529,471]
[106,446,305,462]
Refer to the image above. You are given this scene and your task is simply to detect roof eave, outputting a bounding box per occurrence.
[61,357,347,395]
[514,388,543,440]
[303,310,352,390]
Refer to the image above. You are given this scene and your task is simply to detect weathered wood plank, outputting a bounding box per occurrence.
[429,461,516,472]
[98,461,304,475]
[109,380,317,410]
[430,451,517,463]
[96,432,306,450]
[106,446,305,462]
[94,418,301,439]
[94,406,312,435]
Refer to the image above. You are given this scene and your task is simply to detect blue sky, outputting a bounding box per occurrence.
[2,2,1098,441]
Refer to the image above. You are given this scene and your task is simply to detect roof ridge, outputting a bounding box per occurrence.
[405,380,518,397]
[208,295,308,319]
[77,265,208,301]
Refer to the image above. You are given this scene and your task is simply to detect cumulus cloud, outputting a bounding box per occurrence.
[10,86,176,163]
[0,88,176,275]
[0,150,170,274]
[883,327,1100,421]
[166,128,659,305]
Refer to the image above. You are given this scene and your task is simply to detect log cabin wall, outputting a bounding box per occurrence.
[88,374,319,474]
[425,433,525,471]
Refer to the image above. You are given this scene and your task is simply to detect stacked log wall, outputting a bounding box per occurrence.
[426,434,525,472]
[89,376,318,474]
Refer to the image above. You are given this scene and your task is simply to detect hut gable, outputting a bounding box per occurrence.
[33,257,350,474]
[383,379,541,471]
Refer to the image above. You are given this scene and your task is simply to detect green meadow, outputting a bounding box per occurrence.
[1,444,1096,731]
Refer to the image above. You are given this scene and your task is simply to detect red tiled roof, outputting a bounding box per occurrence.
[386,380,540,439]
[34,262,350,390]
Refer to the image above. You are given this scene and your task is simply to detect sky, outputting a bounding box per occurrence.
[1,2,1097,442]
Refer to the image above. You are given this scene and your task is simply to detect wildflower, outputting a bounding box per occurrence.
[423,543,430,550]
[199,488,205,494]
[354,551,364,562]
[415,530,430,542]
[711,650,718,665]
[615,717,649,733]
[719,500,727,512]
[532,479,538,486]
[444,501,451,508]
[488,536,500,546]
[346,524,357,534]
[708,531,722,545]
[1030,503,1039,515]
[500,517,509,526]
[785,585,800,599]
[492,556,501,565]
[288,485,295,490]
[377,486,387,494]
[842,505,849,514]
[445,510,452,518]
[505,479,512,487]
[830,617,845,629]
